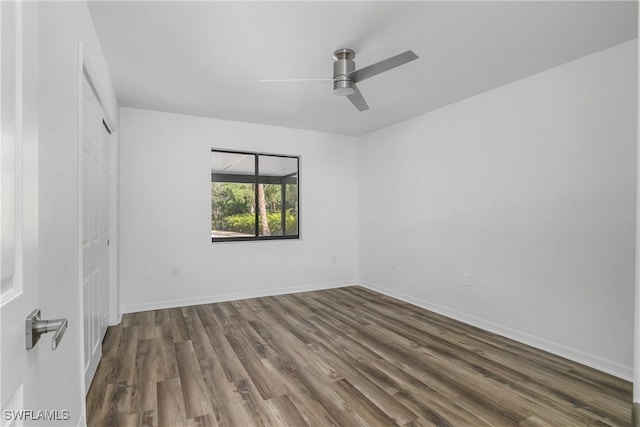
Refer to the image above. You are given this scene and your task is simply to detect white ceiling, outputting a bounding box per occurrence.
[88,1,637,136]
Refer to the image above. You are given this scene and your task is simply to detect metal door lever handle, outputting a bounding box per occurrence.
[26,309,68,350]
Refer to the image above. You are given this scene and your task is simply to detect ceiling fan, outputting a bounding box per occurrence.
[260,48,419,112]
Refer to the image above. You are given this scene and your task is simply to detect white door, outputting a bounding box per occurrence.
[1,0,44,423]
[81,70,110,391]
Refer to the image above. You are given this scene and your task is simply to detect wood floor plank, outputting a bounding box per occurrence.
[187,413,218,427]
[250,302,318,367]
[122,313,135,328]
[193,305,218,329]
[174,340,215,419]
[157,377,188,427]
[518,415,555,427]
[92,381,134,427]
[198,342,255,427]
[203,325,248,384]
[402,417,439,427]
[251,304,342,383]
[351,358,403,395]
[333,378,405,426]
[309,341,418,425]
[225,332,285,399]
[155,323,179,381]
[210,302,245,335]
[316,293,547,424]
[102,320,124,358]
[88,287,632,427]
[237,322,273,359]
[115,325,140,385]
[229,300,259,323]
[86,355,114,418]
[394,387,493,427]
[233,378,277,426]
[136,310,156,341]
[260,357,342,427]
[263,394,310,427]
[170,309,190,343]
[351,293,532,383]
[293,366,372,427]
[370,358,494,427]
[129,339,158,418]
[87,382,114,427]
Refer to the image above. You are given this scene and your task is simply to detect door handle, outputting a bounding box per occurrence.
[25,309,68,350]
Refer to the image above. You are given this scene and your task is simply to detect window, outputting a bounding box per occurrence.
[211,149,299,242]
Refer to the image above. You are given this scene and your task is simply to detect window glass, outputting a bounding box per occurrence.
[257,155,298,238]
[211,152,256,240]
[211,150,299,241]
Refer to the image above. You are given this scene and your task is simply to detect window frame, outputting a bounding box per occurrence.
[211,148,300,243]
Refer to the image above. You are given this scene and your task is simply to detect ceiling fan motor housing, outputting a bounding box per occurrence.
[333,49,356,96]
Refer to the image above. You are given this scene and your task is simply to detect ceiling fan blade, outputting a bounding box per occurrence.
[347,85,369,112]
[348,50,418,83]
[259,78,335,83]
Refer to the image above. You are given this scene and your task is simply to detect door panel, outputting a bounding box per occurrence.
[1,0,40,421]
[1,0,19,304]
[100,130,109,338]
[83,276,91,370]
[81,71,110,391]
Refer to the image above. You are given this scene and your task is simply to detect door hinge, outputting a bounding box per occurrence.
[107,239,110,246]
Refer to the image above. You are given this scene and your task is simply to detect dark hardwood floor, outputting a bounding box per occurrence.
[87,286,632,426]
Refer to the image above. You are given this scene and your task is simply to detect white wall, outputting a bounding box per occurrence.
[359,40,637,379]
[38,1,118,424]
[119,108,359,312]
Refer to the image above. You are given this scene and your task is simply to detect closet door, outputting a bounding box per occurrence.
[81,69,110,392]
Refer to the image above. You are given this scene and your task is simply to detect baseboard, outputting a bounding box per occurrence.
[120,280,355,314]
[358,280,633,381]
[108,310,123,327]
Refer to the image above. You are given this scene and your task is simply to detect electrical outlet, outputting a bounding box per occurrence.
[332,255,337,265]
[172,267,179,277]
[390,260,395,271]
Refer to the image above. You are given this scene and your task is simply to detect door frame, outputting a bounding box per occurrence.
[634,7,640,426]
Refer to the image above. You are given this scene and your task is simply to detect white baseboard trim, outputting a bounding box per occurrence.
[120,280,355,315]
[108,310,123,327]
[358,280,633,381]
